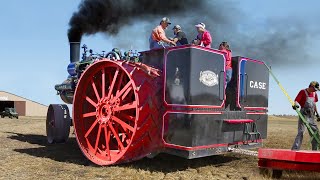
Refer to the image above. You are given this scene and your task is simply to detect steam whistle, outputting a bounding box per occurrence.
[81,44,88,61]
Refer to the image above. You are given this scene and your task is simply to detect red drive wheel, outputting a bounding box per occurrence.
[73,59,163,165]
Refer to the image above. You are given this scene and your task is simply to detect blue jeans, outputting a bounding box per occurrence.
[226,69,232,84]
[149,37,170,49]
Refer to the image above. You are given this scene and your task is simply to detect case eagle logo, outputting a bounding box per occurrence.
[199,70,218,87]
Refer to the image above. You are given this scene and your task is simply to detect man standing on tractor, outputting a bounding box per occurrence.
[171,25,188,46]
[192,22,212,48]
[149,17,176,49]
[292,81,320,151]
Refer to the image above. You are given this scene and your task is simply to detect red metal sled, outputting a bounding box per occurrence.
[258,148,320,178]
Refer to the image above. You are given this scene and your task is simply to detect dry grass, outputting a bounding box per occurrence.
[0,116,320,180]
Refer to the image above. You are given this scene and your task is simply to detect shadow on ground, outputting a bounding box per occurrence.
[6,132,92,166]
[6,132,240,172]
[124,153,240,173]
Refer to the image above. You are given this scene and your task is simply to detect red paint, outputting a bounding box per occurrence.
[244,107,267,110]
[258,148,320,172]
[241,57,264,64]
[246,112,267,115]
[224,119,254,124]
[73,59,164,166]
[259,159,320,172]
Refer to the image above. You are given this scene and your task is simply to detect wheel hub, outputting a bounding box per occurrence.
[97,98,114,124]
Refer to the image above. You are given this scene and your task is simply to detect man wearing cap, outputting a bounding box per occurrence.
[193,22,212,48]
[291,81,320,151]
[171,25,188,46]
[149,17,176,49]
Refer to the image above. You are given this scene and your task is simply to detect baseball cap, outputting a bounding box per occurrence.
[310,81,320,91]
[172,25,181,30]
[161,17,171,24]
[195,22,206,29]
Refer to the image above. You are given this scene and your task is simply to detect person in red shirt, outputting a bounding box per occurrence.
[219,42,232,84]
[149,17,176,49]
[193,23,212,48]
[292,81,320,151]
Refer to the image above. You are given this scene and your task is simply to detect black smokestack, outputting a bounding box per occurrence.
[68,0,204,42]
[70,42,80,63]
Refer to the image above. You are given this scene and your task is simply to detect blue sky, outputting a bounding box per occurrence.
[0,0,319,115]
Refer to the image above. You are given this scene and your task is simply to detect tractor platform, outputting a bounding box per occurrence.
[258,148,320,178]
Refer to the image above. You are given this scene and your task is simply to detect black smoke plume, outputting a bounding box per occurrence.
[68,0,317,66]
[68,0,203,42]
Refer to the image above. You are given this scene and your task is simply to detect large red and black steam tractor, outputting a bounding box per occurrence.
[47,42,269,165]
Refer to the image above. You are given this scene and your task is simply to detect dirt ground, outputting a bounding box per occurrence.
[1,116,320,180]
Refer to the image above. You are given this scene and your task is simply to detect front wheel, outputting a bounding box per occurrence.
[46,104,71,143]
[73,60,163,165]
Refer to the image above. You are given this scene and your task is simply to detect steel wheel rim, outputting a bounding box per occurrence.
[73,60,138,165]
[46,105,55,144]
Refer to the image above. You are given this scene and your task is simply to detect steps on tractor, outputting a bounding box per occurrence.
[243,121,261,144]
[223,118,261,144]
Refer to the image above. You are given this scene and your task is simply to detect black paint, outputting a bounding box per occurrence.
[165,47,225,106]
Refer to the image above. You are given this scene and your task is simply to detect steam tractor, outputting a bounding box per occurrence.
[47,42,269,165]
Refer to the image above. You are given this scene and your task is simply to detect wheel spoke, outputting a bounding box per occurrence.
[116,72,124,94]
[85,119,98,138]
[108,122,125,150]
[114,123,132,139]
[114,101,137,112]
[83,112,96,118]
[91,80,100,101]
[86,96,97,107]
[107,68,119,99]
[102,68,105,98]
[121,86,133,101]
[94,125,102,154]
[112,116,134,132]
[104,126,110,159]
[111,80,132,103]
[125,129,132,143]
[119,113,136,122]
